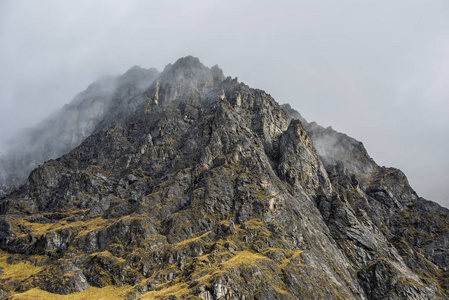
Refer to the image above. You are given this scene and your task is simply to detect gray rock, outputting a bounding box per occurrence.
[0,56,447,299]
[0,289,7,300]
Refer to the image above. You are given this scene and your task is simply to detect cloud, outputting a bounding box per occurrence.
[0,0,448,207]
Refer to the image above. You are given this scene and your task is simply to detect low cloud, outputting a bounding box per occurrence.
[1,0,448,207]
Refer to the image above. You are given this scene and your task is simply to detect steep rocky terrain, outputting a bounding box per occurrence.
[0,66,159,194]
[0,56,448,299]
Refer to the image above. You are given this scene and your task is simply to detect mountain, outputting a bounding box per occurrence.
[0,56,448,299]
[0,66,159,194]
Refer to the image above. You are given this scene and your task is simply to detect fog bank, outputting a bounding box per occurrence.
[1,0,448,207]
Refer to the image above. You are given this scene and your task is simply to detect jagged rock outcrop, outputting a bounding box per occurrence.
[0,66,159,194]
[0,56,448,299]
[284,107,449,299]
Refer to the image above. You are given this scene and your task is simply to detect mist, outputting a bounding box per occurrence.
[1,0,448,207]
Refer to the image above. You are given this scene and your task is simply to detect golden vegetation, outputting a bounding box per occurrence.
[9,285,132,300]
[139,282,191,299]
[0,250,44,282]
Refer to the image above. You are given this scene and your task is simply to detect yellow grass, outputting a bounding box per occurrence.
[0,251,43,281]
[14,216,113,238]
[220,250,269,268]
[9,286,133,300]
[139,282,191,299]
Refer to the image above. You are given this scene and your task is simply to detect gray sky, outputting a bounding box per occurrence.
[1,0,448,207]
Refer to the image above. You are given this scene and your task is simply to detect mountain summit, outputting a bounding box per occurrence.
[0,57,448,299]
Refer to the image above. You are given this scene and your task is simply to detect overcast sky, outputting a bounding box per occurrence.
[1,0,448,207]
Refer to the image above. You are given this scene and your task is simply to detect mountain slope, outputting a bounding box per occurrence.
[0,66,159,195]
[0,56,448,299]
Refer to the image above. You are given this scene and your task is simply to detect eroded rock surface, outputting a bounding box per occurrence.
[0,56,448,299]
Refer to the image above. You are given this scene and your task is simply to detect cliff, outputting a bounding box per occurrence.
[0,56,447,299]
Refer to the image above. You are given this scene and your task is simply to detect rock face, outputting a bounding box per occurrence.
[0,56,448,299]
[0,66,159,194]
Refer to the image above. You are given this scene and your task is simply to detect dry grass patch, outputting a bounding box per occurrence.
[0,250,44,282]
[9,285,132,300]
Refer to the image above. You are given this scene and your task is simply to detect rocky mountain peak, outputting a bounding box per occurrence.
[160,56,222,86]
[120,65,159,89]
[165,55,204,71]
[0,57,448,299]
[143,56,225,109]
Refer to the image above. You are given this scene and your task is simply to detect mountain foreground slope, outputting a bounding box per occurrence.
[0,56,448,299]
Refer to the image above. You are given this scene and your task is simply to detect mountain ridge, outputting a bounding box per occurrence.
[0,56,448,299]
[0,66,160,195]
